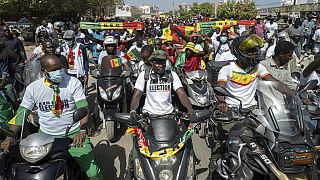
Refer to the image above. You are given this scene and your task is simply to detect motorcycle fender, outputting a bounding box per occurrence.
[133,140,156,179]
[227,156,254,180]
[176,139,193,180]
[10,160,67,180]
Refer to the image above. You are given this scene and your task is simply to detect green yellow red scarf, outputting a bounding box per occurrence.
[45,80,62,116]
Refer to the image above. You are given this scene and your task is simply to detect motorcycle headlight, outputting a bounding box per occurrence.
[195,94,208,105]
[134,158,145,179]
[159,170,173,180]
[98,86,108,100]
[186,155,194,179]
[112,86,122,100]
[154,155,177,166]
[19,143,52,163]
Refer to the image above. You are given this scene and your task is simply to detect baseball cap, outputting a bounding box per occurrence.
[150,50,168,61]
[63,30,75,39]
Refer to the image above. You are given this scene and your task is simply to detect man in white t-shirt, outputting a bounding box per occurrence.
[312,27,320,53]
[208,34,294,179]
[130,50,193,115]
[1,55,102,179]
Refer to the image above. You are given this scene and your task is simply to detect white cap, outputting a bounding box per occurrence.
[103,36,117,45]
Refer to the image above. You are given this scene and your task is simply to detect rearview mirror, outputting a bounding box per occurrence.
[291,72,301,84]
[214,87,235,98]
[73,107,88,124]
[299,80,318,93]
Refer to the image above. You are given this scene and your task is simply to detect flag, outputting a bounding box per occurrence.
[123,48,140,61]
[80,22,145,30]
[163,25,195,44]
[110,58,121,68]
[175,52,186,69]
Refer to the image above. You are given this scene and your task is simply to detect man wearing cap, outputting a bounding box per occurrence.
[59,30,89,87]
[130,50,193,116]
[175,42,207,74]
[126,50,193,179]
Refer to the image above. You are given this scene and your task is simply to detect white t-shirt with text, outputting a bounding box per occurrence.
[134,70,183,115]
[21,76,86,135]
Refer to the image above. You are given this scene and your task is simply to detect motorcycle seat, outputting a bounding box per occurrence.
[147,119,180,142]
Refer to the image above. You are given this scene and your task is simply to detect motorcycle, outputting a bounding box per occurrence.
[115,110,211,180]
[212,81,319,180]
[92,55,130,141]
[5,107,89,180]
[182,70,214,139]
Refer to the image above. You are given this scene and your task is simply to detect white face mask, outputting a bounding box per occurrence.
[47,69,64,83]
[220,36,228,44]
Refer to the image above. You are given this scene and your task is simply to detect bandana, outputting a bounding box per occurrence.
[68,48,74,69]
[45,80,63,116]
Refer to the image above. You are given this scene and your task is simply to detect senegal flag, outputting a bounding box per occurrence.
[110,58,121,68]
[163,26,195,44]
[123,48,140,61]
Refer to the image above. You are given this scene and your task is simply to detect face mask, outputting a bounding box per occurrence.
[66,40,73,47]
[220,36,228,44]
[47,69,63,83]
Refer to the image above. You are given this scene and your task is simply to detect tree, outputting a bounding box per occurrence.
[0,0,123,21]
[217,2,257,20]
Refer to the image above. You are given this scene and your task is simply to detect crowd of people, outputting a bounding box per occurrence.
[0,14,319,179]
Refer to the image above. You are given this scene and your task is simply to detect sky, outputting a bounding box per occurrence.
[124,0,281,12]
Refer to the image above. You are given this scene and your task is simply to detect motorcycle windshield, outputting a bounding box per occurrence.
[256,81,302,136]
[100,55,122,79]
[185,70,207,80]
[23,60,43,85]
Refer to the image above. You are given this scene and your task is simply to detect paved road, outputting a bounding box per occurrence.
[24,43,211,180]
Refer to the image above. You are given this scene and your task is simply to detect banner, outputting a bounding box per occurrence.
[79,22,145,30]
[115,5,132,17]
[196,20,237,33]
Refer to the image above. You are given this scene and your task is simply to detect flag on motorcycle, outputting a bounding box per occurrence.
[79,22,145,30]
[110,58,121,68]
[8,107,26,126]
[123,48,140,61]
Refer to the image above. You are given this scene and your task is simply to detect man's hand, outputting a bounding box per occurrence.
[1,137,14,153]
[302,98,313,105]
[129,110,140,121]
[83,75,88,85]
[218,102,229,113]
[72,131,86,148]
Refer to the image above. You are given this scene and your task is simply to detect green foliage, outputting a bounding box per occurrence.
[0,0,123,21]
[217,2,257,20]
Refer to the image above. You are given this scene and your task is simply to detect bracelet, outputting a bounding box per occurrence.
[79,129,87,134]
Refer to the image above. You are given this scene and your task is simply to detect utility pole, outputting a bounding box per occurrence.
[172,0,175,17]
[214,0,218,18]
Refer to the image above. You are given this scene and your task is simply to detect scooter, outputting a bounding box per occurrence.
[92,55,130,141]
[115,110,212,180]
[5,107,89,180]
[211,82,319,180]
[182,70,214,138]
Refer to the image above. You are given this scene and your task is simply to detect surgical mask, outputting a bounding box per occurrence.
[47,69,63,83]
[220,36,228,44]
[66,40,73,47]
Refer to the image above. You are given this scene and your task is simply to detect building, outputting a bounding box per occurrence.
[139,5,160,18]
[222,0,253,3]
[179,3,192,11]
